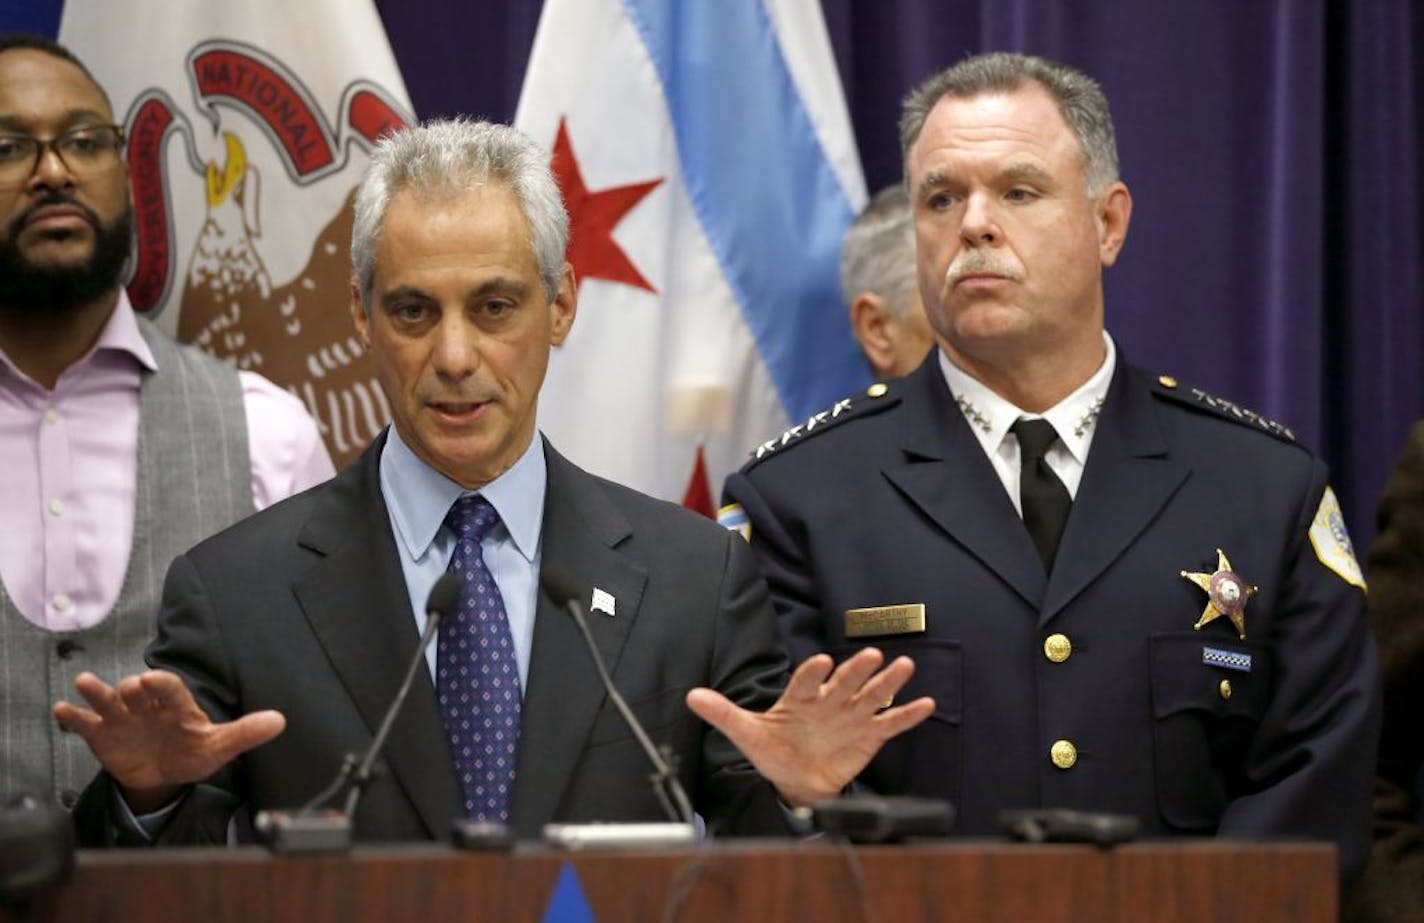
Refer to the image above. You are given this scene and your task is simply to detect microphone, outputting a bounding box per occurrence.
[0,796,73,907]
[255,573,462,853]
[540,565,696,830]
[999,808,1138,846]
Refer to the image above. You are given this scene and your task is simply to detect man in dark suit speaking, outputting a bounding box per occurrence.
[52,119,933,844]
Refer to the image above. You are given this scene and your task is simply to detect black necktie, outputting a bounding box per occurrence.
[1011,417,1072,569]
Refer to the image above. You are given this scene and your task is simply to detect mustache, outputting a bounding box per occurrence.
[11,193,101,235]
[945,251,1023,286]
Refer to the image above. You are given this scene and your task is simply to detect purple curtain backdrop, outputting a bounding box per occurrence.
[8,0,1421,546]
[369,0,1423,547]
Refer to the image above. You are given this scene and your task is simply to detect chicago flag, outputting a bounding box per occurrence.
[515,0,869,511]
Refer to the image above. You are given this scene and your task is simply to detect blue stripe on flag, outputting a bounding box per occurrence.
[620,0,870,421]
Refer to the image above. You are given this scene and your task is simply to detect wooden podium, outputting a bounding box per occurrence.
[11,840,1334,922]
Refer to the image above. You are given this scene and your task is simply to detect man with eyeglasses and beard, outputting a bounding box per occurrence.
[0,34,333,810]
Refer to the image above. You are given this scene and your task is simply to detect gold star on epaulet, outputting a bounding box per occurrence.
[1152,375,1296,443]
[742,383,899,469]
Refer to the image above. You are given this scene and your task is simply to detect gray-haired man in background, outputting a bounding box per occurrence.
[841,185,934,380]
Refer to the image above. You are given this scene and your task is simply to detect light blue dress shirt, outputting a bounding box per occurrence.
[122,429,547,839]
[378,426,545,690]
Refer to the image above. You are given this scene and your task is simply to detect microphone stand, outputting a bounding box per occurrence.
[342,608,442,819]
[556,595,695,826]
[255,574,460,853]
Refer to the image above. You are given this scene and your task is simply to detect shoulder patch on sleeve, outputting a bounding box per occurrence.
[1309,486,1366,590]
[742,383,901,470]
[717,503,751,541]
[1151,374,1296,443]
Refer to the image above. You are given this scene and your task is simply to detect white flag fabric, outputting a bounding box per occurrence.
[59,1,414,467]
[515,0,870,512]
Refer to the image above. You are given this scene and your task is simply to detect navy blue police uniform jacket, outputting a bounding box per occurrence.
[721,353,1381,877]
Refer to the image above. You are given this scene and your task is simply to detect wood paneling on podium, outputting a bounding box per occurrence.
[8,840,1335,922]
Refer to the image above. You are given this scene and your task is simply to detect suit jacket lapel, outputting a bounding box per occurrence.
[511,442,647,836]
[290,434,463,838]
[884,361,1046,608]
[1041,365,1190,623]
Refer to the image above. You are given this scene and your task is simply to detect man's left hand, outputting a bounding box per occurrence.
[685,647,935,808]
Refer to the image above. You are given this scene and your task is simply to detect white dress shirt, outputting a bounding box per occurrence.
[938,332,1117,515]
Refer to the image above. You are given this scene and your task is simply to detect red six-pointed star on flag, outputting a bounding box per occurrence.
[550,117,663,293]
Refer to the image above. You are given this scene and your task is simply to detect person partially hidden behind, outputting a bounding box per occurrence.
[51,118,935,844]
[0,34,333,809]
[841,185,935,380]
[721,52,1380,878]
[1348,422,1424,920]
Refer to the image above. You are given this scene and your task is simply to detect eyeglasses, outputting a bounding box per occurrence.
[0,125,125,187]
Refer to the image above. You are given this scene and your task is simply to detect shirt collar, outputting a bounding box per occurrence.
[95,290,158,372]
[379,425,546,565]
[939,331,1117,464]
[0,289,157,386]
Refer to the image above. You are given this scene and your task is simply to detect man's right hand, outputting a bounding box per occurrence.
[53,670,285,814]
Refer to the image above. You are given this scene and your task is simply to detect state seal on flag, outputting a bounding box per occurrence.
[120,39,413,467]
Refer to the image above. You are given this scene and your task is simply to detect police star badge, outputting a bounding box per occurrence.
[1180,549,1257,640]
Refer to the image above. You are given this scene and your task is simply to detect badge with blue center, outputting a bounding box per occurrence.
[1180,549,1257,640]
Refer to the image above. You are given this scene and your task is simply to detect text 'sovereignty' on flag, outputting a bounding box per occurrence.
[515,0,869,512]
[60,0,414,467]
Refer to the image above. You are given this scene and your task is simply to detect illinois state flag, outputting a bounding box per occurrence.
[58,1,414,467]
[516,0,869,511]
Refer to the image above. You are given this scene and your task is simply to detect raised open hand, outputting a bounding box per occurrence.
[53,670,285,812]
[686,647,934,808]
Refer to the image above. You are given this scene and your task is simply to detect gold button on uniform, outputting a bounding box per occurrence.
[1050,739,1078,769]
[1158,375,1178,389]
[1043,633,1072,663]
[1219,679,1233,700]
[867,382,888,398]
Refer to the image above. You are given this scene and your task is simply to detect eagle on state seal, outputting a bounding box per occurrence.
[176,134,389,468]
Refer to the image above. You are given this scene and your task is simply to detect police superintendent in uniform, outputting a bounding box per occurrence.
[720,53,1380,877]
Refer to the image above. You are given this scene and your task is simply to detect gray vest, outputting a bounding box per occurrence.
[0,317,252,806]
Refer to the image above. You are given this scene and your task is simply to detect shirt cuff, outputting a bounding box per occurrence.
[111,785,187,842]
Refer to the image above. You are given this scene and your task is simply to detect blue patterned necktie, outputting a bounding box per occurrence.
[437,495,521,822]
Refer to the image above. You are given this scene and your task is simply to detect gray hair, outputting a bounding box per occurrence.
[900,52,1119,196]
[351,118,569,310]
[840,185,917,319]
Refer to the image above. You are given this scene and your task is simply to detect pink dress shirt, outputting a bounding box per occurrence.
[0,293,335,631]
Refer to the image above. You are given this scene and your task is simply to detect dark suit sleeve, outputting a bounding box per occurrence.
[1216,459,1381,879]
[1349,423,1424,918]
[722,470,825,668]
[1366,423,1424,811]
[695,527,794,836]
[73,553,252,846]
